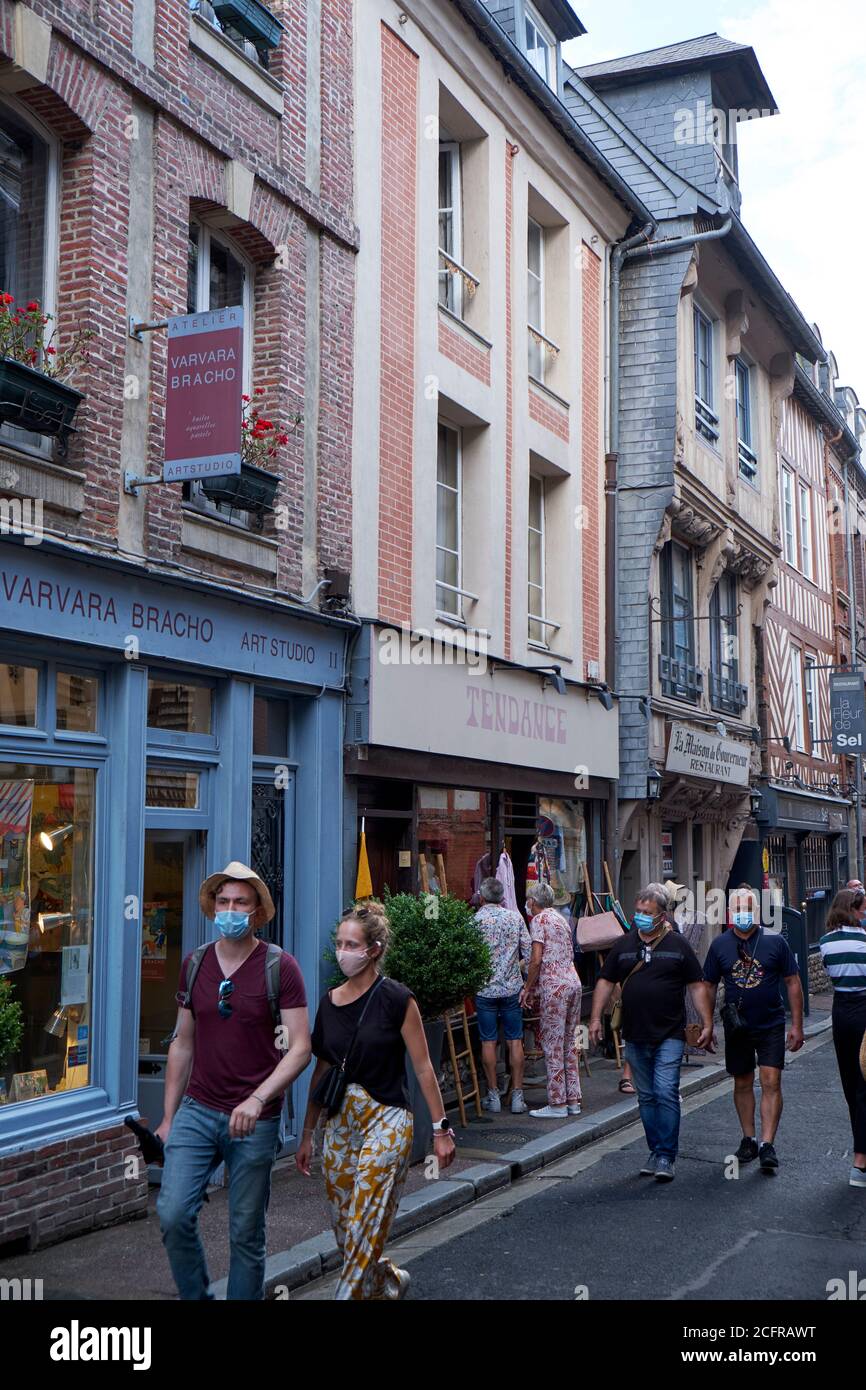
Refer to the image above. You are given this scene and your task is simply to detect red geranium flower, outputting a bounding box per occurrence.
[0,292,14,305]
[26,300,39,312]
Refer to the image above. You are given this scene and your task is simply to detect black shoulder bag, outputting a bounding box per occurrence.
[312,977,384,1118]
[721,930,761,1036]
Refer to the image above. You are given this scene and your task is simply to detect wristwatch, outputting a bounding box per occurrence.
[434,1117,451,1133]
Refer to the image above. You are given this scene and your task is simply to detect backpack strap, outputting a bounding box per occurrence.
[175,942,211,1016]
[264,941,283,1027]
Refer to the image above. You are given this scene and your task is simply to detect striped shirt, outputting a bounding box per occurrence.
[819,926,866,992]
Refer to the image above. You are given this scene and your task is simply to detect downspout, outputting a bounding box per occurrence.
[841,445,864,880]
[605,215,732,889]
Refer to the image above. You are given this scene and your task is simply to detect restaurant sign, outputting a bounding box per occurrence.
[665,722,750,786]
[164,306,243,483]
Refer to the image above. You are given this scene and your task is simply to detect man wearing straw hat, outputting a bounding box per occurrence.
[156,862,310,1300]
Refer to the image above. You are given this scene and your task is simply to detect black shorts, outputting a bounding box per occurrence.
[724,1021,786,1077]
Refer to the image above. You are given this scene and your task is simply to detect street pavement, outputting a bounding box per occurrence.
[298,1031,866,1301]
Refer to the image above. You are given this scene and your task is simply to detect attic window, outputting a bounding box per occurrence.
[524,4,556,89]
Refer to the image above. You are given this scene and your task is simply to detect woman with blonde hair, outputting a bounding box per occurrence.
[296,902,455,1298]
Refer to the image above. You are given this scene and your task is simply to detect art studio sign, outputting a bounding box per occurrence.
[665,722,750,787]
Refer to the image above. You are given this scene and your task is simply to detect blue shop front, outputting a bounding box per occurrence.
[0,538,348,1190]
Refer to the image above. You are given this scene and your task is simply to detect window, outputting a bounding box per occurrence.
[145,767,201,810]
[709,572,745,713]
[438,140,462,318]
[527,217,545,383]
[55,671,99,734]
[660,542,701,700]
[736,358,757,480]
[0,100,58,456]
[0,663,39,727]
[0,764,95,1106]
[528,475,546,645]
[186,218,254,523]
[436,422,462,619]
[798,482,814,580]
[781,468,797,567]
[524,4,555,88]
[147,679,213,734]
[693,306,719,444]
[790,645,806,752]
[804,655,818,751]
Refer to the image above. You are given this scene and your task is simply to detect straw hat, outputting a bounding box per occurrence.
[199,861,275,924]
[664,879,686,904]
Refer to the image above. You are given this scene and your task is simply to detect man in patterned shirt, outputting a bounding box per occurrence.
[473,877,532,1113]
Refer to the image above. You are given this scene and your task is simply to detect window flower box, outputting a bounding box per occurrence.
[211,0,283,49]
[0,358,83,455]
[200,461,279,515]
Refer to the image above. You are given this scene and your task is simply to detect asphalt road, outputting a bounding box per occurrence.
[397,1033,866,1301]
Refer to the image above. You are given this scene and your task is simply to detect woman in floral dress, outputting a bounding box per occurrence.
[524,882,583,1119]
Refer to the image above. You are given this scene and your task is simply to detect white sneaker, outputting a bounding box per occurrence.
[849,1165,866,1188]
[529,1104,567,1119]
[567,1103,582,1115]
[482,1089,501,1112]
[510,1089,528,1114]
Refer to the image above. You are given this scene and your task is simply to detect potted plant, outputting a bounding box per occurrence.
[383,890,491,1158]
[200,388,299,521]
[0,976,23,1073]
[0,294,93,454]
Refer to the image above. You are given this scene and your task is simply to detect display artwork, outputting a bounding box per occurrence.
[60,945,90,1006]
[141,902,168,981]
[0,778,33,975]
[10,1069,48,1103]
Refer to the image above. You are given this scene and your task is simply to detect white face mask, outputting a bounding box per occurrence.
[336,947,371,977]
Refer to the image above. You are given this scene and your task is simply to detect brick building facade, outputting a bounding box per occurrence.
[0,0,354,1250]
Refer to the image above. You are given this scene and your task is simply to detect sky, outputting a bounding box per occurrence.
[563,0,866,397]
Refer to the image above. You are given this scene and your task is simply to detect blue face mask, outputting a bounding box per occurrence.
[215,910,252,940]
[634,911,655,931]
[733,911,754,930]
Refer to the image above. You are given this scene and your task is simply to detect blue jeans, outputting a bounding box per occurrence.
[157,1095,281,1300]
[624,1037,684,1161]
[475,992,524,1043]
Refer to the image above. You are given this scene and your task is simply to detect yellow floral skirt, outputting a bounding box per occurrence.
[322,1082,414,1300]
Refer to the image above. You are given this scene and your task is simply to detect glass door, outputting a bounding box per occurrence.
[137,829,205,1130]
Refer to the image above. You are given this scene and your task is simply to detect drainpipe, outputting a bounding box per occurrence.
[842,449,864,880]
[605,214,732,890]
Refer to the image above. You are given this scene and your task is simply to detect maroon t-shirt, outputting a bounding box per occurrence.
[179,940,307,1119]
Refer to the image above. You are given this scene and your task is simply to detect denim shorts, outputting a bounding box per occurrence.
[475,992,524,1043]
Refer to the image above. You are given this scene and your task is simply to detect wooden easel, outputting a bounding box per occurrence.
[442,1004,482,1125]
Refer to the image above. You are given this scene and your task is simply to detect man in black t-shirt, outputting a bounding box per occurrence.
[590,883,713,1182]
[704,886,804,1174]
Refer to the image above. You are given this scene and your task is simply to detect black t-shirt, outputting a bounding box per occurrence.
[311,976,414,1110]
[703,927,798,1032]
[600,927,703,1044]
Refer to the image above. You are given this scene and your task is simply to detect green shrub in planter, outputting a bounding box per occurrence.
[0,977,23,1067]
[382,891,491,1020]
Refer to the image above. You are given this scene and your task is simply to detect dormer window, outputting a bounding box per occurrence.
[524,4,556,89]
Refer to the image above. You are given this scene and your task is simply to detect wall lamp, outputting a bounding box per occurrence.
[528,665,567,696]
[39,825,73,853]
[647,768,663,802]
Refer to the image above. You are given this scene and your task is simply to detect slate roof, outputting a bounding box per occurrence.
[578,33,777,112]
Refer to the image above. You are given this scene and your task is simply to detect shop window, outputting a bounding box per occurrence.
[0,663,38,727]
[802,832,832,893]
[0,764,94,1105]
[145,767,200,810]
[147,678,213,735]
[55,670,99,734]
[253,694,290,756]
[0,99,58,459]
[661,823,675,879]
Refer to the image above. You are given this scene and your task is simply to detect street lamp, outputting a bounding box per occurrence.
[749,786,763,818]
[646,768,663,802]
